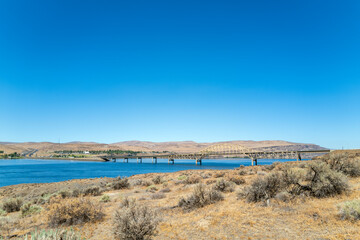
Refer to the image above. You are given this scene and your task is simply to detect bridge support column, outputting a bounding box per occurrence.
[168,158,174,164]
[297,152,302,161]
[196,158,202,165]
[123,158,128,163]
[152,157,157,164]
[137,157,142,164]
[251,158,257,166]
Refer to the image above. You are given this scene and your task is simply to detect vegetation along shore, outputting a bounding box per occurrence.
[0,150,360,239]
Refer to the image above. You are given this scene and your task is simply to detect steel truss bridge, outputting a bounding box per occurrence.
[100,144,331,166]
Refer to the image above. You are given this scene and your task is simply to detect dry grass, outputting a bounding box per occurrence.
[46,197,104,227]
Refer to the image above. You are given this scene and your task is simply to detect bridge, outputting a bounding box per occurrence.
[99,143,331,166]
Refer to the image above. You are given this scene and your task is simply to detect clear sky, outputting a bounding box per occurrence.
[1,0,359,149]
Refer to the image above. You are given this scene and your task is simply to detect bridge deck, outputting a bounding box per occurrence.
[100,149,331,165]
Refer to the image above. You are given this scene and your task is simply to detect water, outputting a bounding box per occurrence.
[0,158,301,187]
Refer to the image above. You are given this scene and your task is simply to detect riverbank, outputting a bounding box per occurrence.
[25,156,106,162]
[0,151,360,239]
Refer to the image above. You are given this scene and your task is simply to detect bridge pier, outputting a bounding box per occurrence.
[123,158,128,163]
[196,158,202,165]
[251,158,258,166]
[137,157,142,164]
[152,157,157,164]
[168,158,174,164]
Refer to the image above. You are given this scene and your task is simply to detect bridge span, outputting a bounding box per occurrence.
[100,144,331,166]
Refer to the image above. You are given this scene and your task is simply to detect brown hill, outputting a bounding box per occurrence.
[0,140,327,156]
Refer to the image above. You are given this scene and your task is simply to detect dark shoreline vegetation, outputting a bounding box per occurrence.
[0,151,360,239]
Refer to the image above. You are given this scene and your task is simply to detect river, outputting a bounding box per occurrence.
[0,158,303,187]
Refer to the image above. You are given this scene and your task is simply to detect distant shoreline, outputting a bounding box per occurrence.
[6,157,107,162]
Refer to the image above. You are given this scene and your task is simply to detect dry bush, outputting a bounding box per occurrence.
[113,202,159,240]
[205,179,216,185]
[212,179,235,192]
[21,203,41,217]
[47,197,104,227]
[178,184,223,211]
[141,180,152,187]
[159,187,171,193]
[177,175,187,181]
[0,208,6,216]
[100,195,111,203]
[23,228,82,240]
[185,175,201,184]
[113,177,130,190]
[120,197,135,208]
[58,190,72,199]
[2,198,23,213]
[83,186,102,196]
[151,193,166,199]
[71,189,81,198]
[146,185,158,192]
[262,164,276,171]
[274,191,291,202]
[338,199,360,221]
[323,153,360,177]
[242,162,349,203]
[306,162,349,198]
[152,176,162,184]
[214,172,225,178]
[226,175,245,185]
[242,172,283,202]
[257,171,267,176]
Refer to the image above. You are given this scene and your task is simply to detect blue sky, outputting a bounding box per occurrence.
[1,0,359,149]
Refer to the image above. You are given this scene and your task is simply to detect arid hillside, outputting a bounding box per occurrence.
[0,140,326,156]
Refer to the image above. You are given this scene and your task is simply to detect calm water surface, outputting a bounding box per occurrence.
[0,158,303,187]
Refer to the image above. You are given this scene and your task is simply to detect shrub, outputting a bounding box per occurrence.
[274,191,291,202]
[58,190,72,199]
[100,195,111,203]
[212,179,235,192]
[141,180,152,187]
[113,178,130,190]
[83,186,102,196]
[23,228,82,240]
[21,203,42,217]
[238,170,247,176]
[214,172,225,178]
[177,175,187,181]
[2,198,23,213]
[47,197,104,227]
[151,193,166,199]
[178,184,223,211]
[243,172,283,203]
[159,187,171,193]
[71,189,81,197]
[146,185,158,192]
[323,153,360,177]
[113,202,159,240]
[226,175,245,185]
[185,175,201,184]
[0,208,6,216]
[152,176,162,184]
[119,197,135,208]
[306,162,349,198]
[338,199,360,221]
